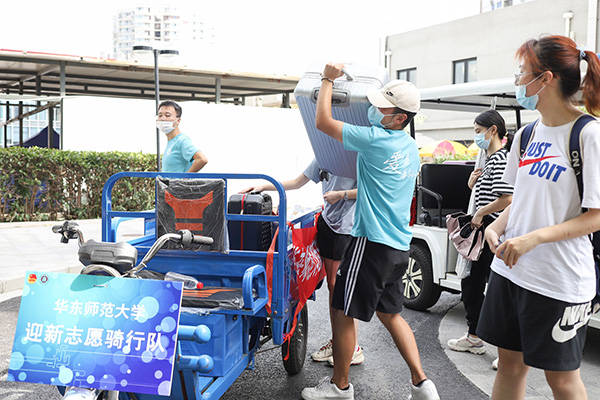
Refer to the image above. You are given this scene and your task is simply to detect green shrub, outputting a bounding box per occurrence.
[0,147,156,222]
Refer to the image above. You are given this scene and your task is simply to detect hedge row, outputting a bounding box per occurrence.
[0,147,157,222]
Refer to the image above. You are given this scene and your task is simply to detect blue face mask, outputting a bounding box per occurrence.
[474,131,490,150]
[515,73,545,111]
[367,105,397,128]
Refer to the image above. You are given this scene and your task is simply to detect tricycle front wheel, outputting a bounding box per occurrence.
[281,304,308,375]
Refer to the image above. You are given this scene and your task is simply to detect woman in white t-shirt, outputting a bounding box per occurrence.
[478,35,600,400]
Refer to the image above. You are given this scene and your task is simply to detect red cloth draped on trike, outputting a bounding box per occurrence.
[266,213,325,356]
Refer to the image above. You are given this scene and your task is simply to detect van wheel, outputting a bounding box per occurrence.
[403,244,441,310]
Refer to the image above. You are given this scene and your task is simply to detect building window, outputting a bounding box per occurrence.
[481,0,530,12]
[453,58,477,84]
[397,68,417,84]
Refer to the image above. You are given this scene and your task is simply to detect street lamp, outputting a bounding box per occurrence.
[132,45,179,171]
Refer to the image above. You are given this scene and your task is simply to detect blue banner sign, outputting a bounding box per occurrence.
[7,271,183,396]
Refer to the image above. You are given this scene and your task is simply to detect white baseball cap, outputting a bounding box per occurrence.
[367,80,421,113]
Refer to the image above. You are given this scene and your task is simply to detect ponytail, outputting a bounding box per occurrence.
[582,49,600,116]
[516,36,600,116]
[505,131,514,152]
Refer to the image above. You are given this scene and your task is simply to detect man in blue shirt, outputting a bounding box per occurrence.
[302,65,440,400]
[243,160,364,366]
[157,101,208,173]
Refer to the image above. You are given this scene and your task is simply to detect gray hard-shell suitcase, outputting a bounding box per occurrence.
[294,64,389,179]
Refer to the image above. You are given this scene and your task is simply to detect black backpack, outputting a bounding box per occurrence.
[520,115,600,311]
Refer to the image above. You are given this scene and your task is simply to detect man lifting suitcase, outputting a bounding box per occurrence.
[301,64,440,400]
[242,159,364,366]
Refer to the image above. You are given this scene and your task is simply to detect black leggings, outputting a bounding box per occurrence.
[461,242,495,335]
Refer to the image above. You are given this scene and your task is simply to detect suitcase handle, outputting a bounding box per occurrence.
[311,88,349,106]
[341,67,355,81]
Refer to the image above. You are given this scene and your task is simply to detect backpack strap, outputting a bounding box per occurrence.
[519,120,539,160]
[568,114,596,204]
[568,115,600,266]
[568,115,600,305]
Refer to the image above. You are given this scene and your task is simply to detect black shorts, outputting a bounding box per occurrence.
[316,214,351,261]
[477,271,591,371]
[331,236,408,322]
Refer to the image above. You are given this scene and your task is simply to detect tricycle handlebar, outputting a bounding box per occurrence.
[125,230,211,277]
[52,221,85,246]
[179,229,214,246]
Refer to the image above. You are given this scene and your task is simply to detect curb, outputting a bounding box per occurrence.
[0,219,100,229]
[438,302,497,397]
[0,265,82,295]
[438,301,600,399]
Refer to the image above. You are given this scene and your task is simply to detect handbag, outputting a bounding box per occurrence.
[446,212,485,262]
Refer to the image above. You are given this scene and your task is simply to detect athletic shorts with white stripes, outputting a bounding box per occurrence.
[331,236,409,322]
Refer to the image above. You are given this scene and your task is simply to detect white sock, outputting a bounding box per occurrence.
[467,334,481,343]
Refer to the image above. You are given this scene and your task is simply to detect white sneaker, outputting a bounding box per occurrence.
[408,379,440,400]
[311,339,333,362]
[301,376,354,400]
[62,387,100,400]
[447,333,486,355]
[327,346,365,366]
[492,357,499,370]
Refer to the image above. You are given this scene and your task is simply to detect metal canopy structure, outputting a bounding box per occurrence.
[407,78,528,138]
[0,49,299,103]
[417,78,582,133]
[419,78,520,113]
[0,49,300,149]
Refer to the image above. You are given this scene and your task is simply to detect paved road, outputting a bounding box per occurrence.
[222,292,486,400]
[0,289,485,400]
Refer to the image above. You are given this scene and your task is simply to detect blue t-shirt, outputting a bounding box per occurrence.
[342,124,420,251]
[303,159,357,235]
[161,133,199,173]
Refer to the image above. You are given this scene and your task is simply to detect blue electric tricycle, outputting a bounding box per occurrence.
[53,171,317,400]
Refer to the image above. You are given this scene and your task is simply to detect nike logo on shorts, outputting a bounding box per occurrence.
[551,302,592,343]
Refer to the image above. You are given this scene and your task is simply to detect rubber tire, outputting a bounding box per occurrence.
[403,244,442,311]
[281,304,308,375]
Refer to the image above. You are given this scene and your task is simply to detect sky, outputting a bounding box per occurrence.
[1,0,481,75]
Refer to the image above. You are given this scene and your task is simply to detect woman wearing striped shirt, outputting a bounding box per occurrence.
[447,110,513,357]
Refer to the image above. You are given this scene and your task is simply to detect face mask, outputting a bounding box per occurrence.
[367,105,397,129]
[474,130,490,150]
[156,120,175,135]
[515,73,545,111]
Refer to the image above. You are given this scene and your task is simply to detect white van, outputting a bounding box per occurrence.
[402,78,600,329]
